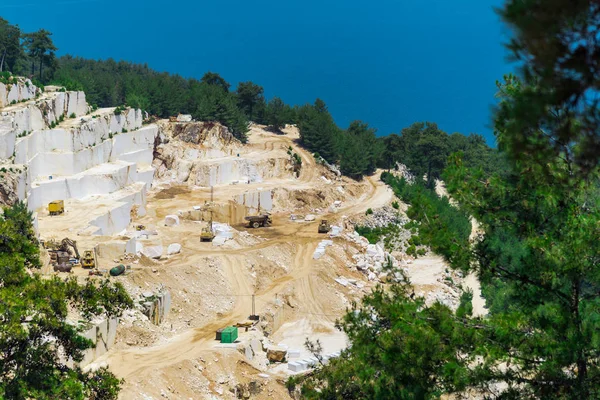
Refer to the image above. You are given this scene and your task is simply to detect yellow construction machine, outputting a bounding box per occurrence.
[200,223,215,242]
[45,238,81,272]
[244,195,272,228]
[48,200,64,216]
[318,219,331,234]
[81,250,96,269]
[201,186,216,242]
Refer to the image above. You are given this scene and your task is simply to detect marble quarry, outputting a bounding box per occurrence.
[0,79,160,236]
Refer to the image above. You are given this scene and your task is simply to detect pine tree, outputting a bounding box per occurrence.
[0,202,133,399]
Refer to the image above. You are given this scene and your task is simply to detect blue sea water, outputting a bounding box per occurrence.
[1,0,511,144]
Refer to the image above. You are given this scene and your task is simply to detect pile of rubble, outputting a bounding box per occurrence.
[353,205,408,229]
[344,231,408,283]
[393,162,415,183]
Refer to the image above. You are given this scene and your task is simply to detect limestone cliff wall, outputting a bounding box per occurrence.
[0,79,159,239]
[0,77,38,108]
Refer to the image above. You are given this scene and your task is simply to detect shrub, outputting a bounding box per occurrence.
[69,112,76,119]
[381,172,471,267]
[355,223,402,249]
[365,208,373,215]
[392,201,400,209]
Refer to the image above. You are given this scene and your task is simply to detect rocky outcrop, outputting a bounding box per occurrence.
[0,167,24,206]
[0,77,39,108]
[153,121,294,186]
[266,347,287,363]
[171,121,235,145]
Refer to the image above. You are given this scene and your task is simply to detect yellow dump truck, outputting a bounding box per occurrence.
[48,200,64,216]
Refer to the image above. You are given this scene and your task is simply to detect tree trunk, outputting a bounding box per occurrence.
[573,280,588,398]
[0,49,6,72]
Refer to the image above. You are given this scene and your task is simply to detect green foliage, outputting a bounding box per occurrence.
[200,71,230,92]
[338,121,381,178]
[439,68,600,397]
[22,29,57,81]
[391,200,399,209]
[365,208,373,215]
[455,289,473,319]
[264,96,294,133]
[295,283,474,399]
[379,123,508,186]
[355,223,403,250]
[193,82,249,142]
[69,112,76,119]
[0,18,22,73]
[298,99,338,163]
[125,92,150,111]
[382,172,471,267]
[51,76,82,92]
[113,105,125,115]
[499,0,600,176]
[235,81,266,122]
[0,71,14,84]
[0,202,132,399]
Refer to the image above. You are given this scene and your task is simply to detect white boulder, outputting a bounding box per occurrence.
[167,243,182,255]
[164,215,180,226]
[177,114,192,122]
[142,245,163,259]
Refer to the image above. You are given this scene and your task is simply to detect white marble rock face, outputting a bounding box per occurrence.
[1,79,157,236]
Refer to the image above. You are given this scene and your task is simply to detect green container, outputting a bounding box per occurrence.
[110,264,125,276]
[220,326,238,343]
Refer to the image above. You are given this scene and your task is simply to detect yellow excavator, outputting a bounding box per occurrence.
[44,238,81,272]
